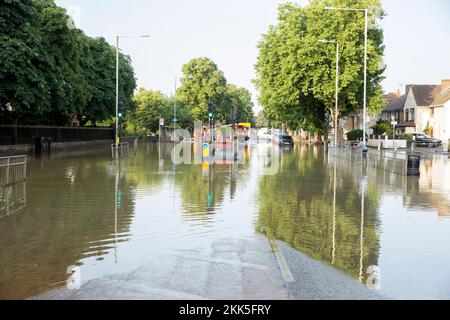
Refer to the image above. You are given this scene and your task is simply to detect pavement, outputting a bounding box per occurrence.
[32,235,383,300]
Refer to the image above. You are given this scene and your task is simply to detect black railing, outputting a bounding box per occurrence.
[0,126,114,145]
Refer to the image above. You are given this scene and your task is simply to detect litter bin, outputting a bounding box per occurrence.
[35,136,44,155]
[407,154,421,176]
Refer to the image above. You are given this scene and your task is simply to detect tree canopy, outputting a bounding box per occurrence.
[0,0,136,126]
[131,57,255,134]
[254,0,386,134]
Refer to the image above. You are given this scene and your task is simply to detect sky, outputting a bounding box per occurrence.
[55,0,450,113]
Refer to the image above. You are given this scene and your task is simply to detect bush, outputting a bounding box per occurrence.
[373,120,393,136]
[346,130,364,141]
[403,133,413,141]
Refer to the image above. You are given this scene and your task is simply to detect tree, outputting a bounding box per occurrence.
[0,0,137,127]
[177,57,227,122]
[254,0,386,136]
[132,88,169,133]
[222,84,254,125]
[0,0,52,125]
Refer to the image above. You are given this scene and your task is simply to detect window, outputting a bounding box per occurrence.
[410,108,415,121]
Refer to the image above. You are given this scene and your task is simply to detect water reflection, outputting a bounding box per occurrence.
[257,145,381,284]
[0,143,449,299]
[0,154,135,299]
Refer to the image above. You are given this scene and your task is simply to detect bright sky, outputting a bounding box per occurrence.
[56,0,450,113]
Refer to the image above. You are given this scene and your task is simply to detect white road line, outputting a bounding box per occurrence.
[268,238,295,283]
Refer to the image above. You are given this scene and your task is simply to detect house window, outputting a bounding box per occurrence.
[410,108,415,121]
[405,109,409,121]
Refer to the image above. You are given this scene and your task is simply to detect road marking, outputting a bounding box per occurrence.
[268,238,295,283]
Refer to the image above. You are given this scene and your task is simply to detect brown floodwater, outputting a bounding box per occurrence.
[0,143,449,299]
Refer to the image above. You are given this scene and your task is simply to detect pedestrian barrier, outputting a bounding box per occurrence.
[0,155,27,218]
[0,155,27,187]
[111,142,130,159]
[331,144,409,176]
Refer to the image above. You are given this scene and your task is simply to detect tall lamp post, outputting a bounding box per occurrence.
[174,77,181,133]
[318,39,340,148]
[116,35,149,148]
[324,6,370,145]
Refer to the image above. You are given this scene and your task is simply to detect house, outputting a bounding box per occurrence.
[429,80,450,142]
[380,80,450,141]
[381,91,405,128]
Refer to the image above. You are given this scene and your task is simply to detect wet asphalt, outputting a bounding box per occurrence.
[33,235,383,300]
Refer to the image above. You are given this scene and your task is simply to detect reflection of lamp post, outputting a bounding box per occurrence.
[324,6,372,145]
[359,174,368,283]
[332,158,337,265]
[318,39,340,148]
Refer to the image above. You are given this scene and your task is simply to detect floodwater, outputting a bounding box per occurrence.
[1,143,450,299]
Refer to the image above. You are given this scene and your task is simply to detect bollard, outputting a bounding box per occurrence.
[47,137,52,154]
[35,136,44,155]
[407,154,420,176]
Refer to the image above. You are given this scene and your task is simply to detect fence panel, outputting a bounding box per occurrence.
[0,126,114,145]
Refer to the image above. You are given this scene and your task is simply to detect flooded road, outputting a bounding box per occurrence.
[1,143,450,299]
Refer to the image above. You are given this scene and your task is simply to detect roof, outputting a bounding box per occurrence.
[409,85,441,106]
[383,94,406,112]
[430,88,450,107]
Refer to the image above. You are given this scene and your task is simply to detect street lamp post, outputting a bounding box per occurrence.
[324,6,370,145]
[115,35,149,149]
[318,39,339,148]
[174,77,179,133]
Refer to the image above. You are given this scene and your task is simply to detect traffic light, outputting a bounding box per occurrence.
[325,112,330,126]
[118,101,124,118]
[208,102,216,119]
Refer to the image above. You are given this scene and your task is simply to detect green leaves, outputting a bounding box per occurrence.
[255,0,386,133]
[0,0,136,126]
[177,58,227,123]
[177,57,254,125]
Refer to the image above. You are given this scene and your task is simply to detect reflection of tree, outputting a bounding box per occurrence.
[257,148,381,282]
[176,162,249,217]
[174,143,251,219]
[0,155,136,299]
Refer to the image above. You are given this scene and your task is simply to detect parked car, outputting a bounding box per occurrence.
[257,128,273,141]
[412,133,442,148]
[273,133,294,146]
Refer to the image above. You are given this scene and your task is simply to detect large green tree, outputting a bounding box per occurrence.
[255,0,386,135]
[177,57,227,123]
[0,0,136,127]
[0,0,52,124]
[130,88,193,133]
[132,88,169,133]
[222,84,254,125]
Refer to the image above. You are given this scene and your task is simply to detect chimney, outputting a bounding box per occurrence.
[441,80,450,94]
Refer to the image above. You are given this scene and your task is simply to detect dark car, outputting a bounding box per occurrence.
[412,133,442,148]
[274,133,294,146]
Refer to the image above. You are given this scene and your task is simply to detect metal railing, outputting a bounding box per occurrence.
[0,155,27,217]
[0,155,27,187]
[0,182,27,218]
[331,144,408,175]
[111,142,130,159]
